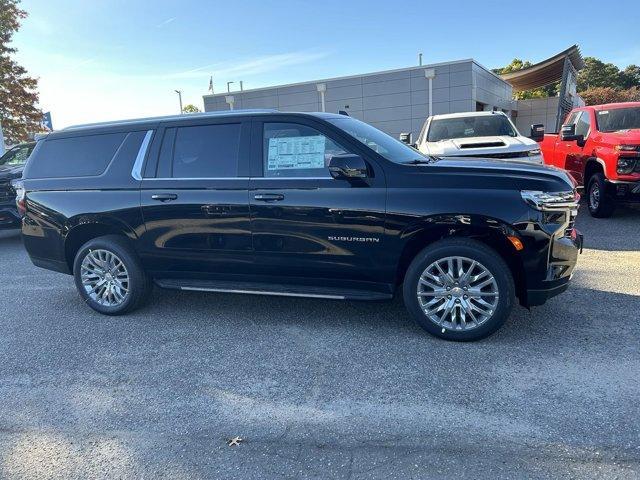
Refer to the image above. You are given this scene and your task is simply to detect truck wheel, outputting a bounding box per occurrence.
[73,235,152,315]
[587,173,615,218]
[403,238,515,341]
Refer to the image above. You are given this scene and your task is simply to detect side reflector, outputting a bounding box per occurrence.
[507,236,524,251]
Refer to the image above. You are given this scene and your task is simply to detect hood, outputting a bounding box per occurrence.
[0,164,24,180]
[424,135,538,156]
[402,156,576,192]
[603,129,640,143]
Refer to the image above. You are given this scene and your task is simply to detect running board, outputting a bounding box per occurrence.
[154,279,392,301]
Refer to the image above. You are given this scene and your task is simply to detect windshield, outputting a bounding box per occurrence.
[596,107,640,132]
[0,144,34,166]
[427,114,517,142]
[327,117,423,163]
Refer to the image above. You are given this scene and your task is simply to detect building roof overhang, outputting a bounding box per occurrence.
[500,45,585,92]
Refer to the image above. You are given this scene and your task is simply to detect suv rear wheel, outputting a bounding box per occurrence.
[73,235,152,315]
[403,238,515,341]
[587,172,615,218]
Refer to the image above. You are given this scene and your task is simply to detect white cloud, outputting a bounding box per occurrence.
[155,17,176,28]
[166,50,330,80]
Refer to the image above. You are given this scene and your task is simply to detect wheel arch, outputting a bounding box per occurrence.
[64,218,139,271]
[583,157,606,188]
[395,214,527,303]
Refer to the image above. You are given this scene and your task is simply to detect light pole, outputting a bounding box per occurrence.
[174,90,183,114]
[227,81,234,93]
[424,68,436,117]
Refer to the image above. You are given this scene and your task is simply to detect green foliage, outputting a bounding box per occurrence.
[182,104,201,114]
[580,86,640,106]
[0,0,43,144]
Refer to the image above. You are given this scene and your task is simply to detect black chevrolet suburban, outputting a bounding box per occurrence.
[20,110,582,341]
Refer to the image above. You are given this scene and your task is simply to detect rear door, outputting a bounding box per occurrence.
[248,116,387,288]
[138,118,253,277]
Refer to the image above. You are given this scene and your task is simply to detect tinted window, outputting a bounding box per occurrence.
[172,123,241,178]
[0,144,34,166]
[263,123,348,178]
[27,133,126,178]
[426,115,517,142]
[575,111,591,137]
[596,107,640,132]
[328,117,422,164]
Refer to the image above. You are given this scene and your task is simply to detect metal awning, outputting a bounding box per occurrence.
[500,45,585,92]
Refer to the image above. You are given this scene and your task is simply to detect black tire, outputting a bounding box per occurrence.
[73,235,152,315]
[402,238,515,342]
[587,172,615,218]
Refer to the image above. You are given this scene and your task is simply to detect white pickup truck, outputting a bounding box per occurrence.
[415,111,543,164]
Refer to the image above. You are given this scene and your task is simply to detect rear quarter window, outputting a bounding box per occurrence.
[26,132,127,178]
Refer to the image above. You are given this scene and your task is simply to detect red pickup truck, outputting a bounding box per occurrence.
[539,102,640,217]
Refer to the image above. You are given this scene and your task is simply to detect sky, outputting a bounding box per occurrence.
[11,0,640,129]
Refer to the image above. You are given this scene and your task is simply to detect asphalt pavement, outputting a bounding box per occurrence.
[0,204,639,479]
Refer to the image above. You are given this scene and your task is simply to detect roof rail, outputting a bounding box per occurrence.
[63,109,280,131]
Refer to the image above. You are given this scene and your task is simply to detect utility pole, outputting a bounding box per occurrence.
[174,90,183,114]
[0,118,5,155]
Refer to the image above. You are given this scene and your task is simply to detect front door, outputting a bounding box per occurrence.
[248,117,387,288]
[138,119,253,277]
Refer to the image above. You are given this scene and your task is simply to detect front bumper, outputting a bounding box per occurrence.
[606,180,640,203]
[525,229,583,307]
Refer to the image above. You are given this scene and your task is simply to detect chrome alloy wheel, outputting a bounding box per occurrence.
[590,182,600,210]
[80,249,130,307]
[416,256,499,331]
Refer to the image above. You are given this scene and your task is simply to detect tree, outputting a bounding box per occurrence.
[182,104,201,114]
[619,65,640,90]
[580,86,640,106]
[577,57,623,91]
[493,58,559,100]
[0,0,42,144]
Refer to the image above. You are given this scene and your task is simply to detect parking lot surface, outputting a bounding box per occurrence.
[0,205,639,479]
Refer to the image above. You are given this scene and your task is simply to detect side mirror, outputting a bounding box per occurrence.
[530,124,545,142]
[560,124,584,146]
[328,154,368,180]
[399,132,412,145]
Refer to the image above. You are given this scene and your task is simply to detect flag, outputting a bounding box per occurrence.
[208,76,214,93]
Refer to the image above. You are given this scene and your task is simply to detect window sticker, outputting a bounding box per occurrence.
[267,135,326,171]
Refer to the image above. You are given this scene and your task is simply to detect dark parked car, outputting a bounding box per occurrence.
[0,142,35,229]
[20,110,582,341]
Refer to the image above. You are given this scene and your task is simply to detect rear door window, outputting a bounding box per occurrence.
[27,133,126,178]
[171,123,241,178]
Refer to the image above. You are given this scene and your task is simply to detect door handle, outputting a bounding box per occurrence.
[151,193,178,202]
[254,193,284,202]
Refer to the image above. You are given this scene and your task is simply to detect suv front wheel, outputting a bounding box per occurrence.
[403,238,515,341]
[73,235,152,315]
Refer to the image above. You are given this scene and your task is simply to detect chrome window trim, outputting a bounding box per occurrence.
[144,176,333,181]
[131,130,154,181]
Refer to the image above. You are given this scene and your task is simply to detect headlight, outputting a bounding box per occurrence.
[521,190,579,211]
[527,148,541,157]
[615,145,639,152]
[617,157,637,174]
